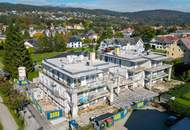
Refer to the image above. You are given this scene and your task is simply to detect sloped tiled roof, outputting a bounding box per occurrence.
[102,37,142,46]
[155,36,179,44]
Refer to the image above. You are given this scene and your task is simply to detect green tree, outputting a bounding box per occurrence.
[83,38,92,44]
[52,33,66,51]
[3,21,33,78]
[36,35,52,53]
[23,30,30,39]
[98,27,113,42]
[142,27,156,42]
[114,32,124,38]
[144,44,151,51]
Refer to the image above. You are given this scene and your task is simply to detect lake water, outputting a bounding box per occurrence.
[125,109,171,130]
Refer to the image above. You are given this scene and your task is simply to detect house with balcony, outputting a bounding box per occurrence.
[38,53,118,118]
[30,51,160,122]
[101,49,172,90]
[67,36,83,48]
[99,37,144,53]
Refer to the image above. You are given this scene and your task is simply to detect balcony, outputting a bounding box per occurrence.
[145,64,172,72]
[145,72,168,81]
[77,79,107,93]
[77,90,109,105]
[39,82,66,108]
[41,71,77,94]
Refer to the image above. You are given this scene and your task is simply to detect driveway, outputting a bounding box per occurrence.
[0,96,18,130]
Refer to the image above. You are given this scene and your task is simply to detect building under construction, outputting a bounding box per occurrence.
[31,51,171,120]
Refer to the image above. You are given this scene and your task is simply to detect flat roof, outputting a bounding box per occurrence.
[103,52,148,63]
[43,56,117,78]
[102,51,169,63]
[143,53,169,61]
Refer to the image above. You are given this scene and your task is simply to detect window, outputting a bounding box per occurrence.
[172,53,174,56]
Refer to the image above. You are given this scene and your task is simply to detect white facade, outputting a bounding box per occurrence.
[67,42,83,48]
[38,55,117,118]
[101,50,172,89]
[100,38,145,53]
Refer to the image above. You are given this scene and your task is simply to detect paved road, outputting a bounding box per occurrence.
[24,107,40,130]
[26,105,53,130]
[0,96,18,130]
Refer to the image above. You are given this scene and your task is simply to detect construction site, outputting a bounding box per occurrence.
[28,50,172,127]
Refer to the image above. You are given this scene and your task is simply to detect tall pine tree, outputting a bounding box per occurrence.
[3,21,33,78]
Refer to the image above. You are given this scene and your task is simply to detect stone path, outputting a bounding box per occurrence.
[0,96,18,130]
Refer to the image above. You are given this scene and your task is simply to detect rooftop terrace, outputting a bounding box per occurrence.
[43,55,117,78]
[103,51,169,63]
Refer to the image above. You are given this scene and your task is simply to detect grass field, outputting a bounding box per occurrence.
[168,83,190,106]
[0,122,3,130]
[31,51,64,63]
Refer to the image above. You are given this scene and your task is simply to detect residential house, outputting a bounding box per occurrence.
[171,30,190,38]
[100,37,144,53]
[101,49,172,90]
[38,53,118,118]
[166,40,184,59]
[81,31,98,42]
[34,52,158,120]
[67,36,83,48]
[150,35,179,50]
[121,27,134,37]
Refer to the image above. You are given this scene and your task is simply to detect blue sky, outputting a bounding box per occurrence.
[0,0,190,12]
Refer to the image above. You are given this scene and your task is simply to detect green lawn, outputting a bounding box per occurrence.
[28,70,39,81]
[182,91,190,100]
[175,97,190,106]
[151,49,167,54]
[168,83,190,116]
[0,122,3,130]
[29,51,65,80]
[31,51,64,63]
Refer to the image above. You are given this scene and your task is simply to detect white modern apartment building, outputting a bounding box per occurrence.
[36,50,171,120]
[38,53,118,118]
[101,49,172,90]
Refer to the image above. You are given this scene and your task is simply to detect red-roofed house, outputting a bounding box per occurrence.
[150,35,179,51]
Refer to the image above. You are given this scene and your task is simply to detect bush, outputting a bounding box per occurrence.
[0,81,26,130]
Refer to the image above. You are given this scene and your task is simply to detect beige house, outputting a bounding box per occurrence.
[166,40,184,59]
[166,38,190,62]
